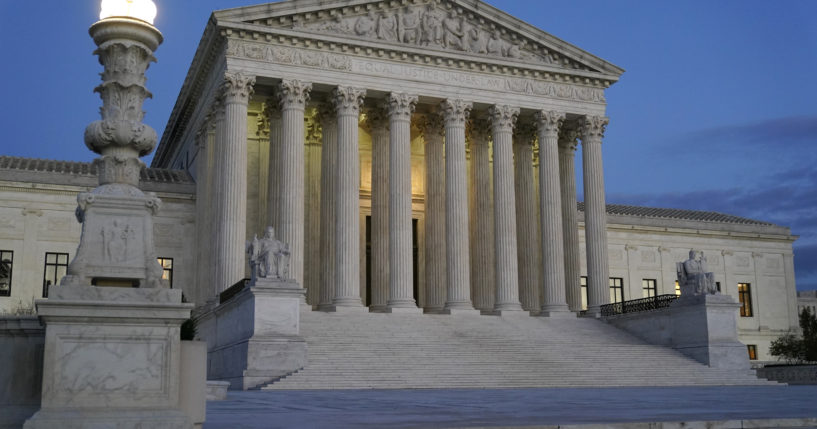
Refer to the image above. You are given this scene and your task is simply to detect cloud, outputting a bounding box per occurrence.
[679,115,817,150]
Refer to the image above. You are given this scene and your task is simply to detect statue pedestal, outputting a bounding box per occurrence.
[670,294,750,369]
[196,278,306,390]
[24,286,194,429]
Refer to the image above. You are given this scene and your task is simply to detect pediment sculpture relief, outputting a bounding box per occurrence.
[291,2,558,66]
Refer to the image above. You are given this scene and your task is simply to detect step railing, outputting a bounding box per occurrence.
[600,294,679,317]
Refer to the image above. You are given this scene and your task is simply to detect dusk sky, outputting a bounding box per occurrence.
[0,1,815,290]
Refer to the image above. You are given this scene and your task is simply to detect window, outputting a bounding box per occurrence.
[642,279,657,298]
[738,283,753,317]
[674,281,681,296]
[0,250,13,297]
[716,281,721,293]
[580,276,588,310]
[609,277,624,303]
[43,252,69,298]
[157,257,174,289]
[747,345,758,360]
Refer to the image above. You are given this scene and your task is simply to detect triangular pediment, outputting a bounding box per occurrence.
[213,0,624,77]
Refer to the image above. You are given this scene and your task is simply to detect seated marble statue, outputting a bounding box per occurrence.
[247,226,291,281]
[676,249,718,296]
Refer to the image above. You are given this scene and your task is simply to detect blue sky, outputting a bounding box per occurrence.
[0,1,815,290]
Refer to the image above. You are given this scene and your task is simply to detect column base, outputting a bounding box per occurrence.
[494,309,530,318]
[581,307,602,318]
[323,304,369,313]
[494,303,523,312]
[441,308,481,316]
[385,306,423,314]
[536,308,576,318]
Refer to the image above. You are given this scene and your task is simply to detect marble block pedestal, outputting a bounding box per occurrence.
[24,286,195,429]
[196,278,307,390]
[670,294,750,369]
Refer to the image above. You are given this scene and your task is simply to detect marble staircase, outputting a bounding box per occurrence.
[260,310,771,390]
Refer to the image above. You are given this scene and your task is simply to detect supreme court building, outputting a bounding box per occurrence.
[0,0,800,362]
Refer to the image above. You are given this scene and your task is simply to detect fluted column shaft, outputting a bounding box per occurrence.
[367,108,390,311]
[265,103,282,230]
[387,93,419,310]
[317,104,338,309]
[490,105,523,312]
[558,130,582,312]
[469,122,495,311]
[422,116,446,312]
[441,100,476,312]
[275,80,312,288]
[212,72,254,293]
[330,86,367,309]
[195,116,215,303]
[513,125,540,312]
[536,111,570,315]
[304,115,322,306]
[581,116,611,316]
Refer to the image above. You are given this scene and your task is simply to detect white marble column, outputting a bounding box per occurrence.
[513,122,541,312]
[275,80,312,288]
[469,119,495,311]
[265,101,282,230]
[535,111,571,316]
[558,128,582,312]
[317,103,338,310]
[328,86,367,311]
[304,113,322,306]
[365,107,390,312]
[420,114,446,312]
[581,115,611,316]
[386,93,420,312]
[195,114,215,304]
[211,72,254,293]
[489,104,524,314]
[441,99,478,314]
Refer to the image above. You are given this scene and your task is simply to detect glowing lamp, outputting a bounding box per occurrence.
[99,0,157,25]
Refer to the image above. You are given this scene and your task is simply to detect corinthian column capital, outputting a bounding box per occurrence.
[277,79,312,110]
[580,115,609,141]
[558,127,580,151]
[221,71,255,104]
[361,106,389,133]
[331,86,367,116]
[386,93,418,121]
[418,113,445,138]
[467,116,492,144]
[488,105,520,132]
[513,121,537,145]
[534,110,565,137]
[440,99,473,126]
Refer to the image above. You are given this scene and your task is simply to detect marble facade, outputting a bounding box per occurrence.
[0,0,801,367]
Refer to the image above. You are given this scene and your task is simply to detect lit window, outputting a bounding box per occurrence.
[609,277,624,303]
[642,279,657,298]
[0,250,13,297]
[674,280,681,296]
[158,257,174,288]
[738,283,753,317]
[580,276,588,310]
[43,252,69,298]
[747,344,758,360]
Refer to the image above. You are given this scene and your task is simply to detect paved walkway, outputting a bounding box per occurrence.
[204,386,817,428]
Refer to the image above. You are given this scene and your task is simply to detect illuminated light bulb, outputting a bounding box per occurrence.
[99,0,157,25]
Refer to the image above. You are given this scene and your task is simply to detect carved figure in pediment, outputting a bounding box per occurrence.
[487,31,505,56]
[377,11,399,41]
[398,6,421,44]
[462,19,487,54]
[420,5,444,47]
[355,10,377,37]
[442,10,464,50]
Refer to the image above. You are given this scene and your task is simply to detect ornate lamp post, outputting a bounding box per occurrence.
[24,3,200,427]
[60,0,165,288]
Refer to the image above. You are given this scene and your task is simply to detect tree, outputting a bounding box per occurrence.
[770,307,817,363]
